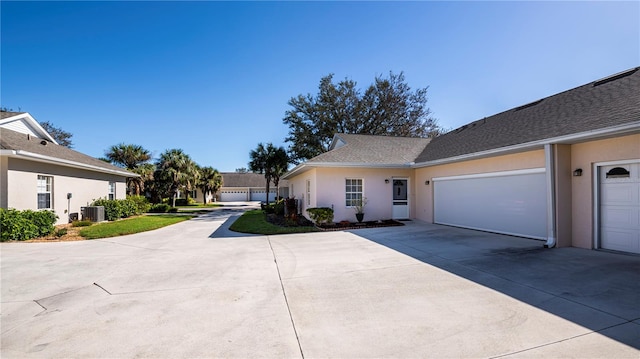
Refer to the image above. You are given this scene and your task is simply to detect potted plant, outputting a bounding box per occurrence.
[353,197,367,223]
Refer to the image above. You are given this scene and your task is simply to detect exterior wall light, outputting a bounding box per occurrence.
[425,180,430,185]
[385,179,390,184]
[573,168,583,177]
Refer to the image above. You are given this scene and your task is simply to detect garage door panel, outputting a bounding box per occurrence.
[600,162,640,254]
[434,170,547,240]
[220,191,248,202]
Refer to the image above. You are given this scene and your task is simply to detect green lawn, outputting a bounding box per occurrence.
[79,215,192,239]
[229,210,319,235]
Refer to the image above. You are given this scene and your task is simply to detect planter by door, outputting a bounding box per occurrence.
[356,213,364,223]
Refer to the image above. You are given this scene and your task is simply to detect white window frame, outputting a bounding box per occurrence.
[108,182,116,200]
[306,180,311,206]
[37,175,53,209]
[345,178,363,207]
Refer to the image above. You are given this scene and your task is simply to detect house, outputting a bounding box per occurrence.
[0,112,136,224]
[182,172,289,203]
[216,172,288,202]
[283,67,640,255]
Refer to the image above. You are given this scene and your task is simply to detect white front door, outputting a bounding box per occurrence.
[392,179,409,219]
[599,162,640,254]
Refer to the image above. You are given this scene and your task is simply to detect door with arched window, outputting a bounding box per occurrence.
[392,178,409,219]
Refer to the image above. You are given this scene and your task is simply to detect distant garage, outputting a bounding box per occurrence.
[249,189,277,202]
[220,190,248,202]
[433,169,548,240]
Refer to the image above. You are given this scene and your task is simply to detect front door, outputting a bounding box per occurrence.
[392,179,409,219]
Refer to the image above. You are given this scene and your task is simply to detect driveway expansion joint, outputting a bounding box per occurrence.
[266,235,305,359]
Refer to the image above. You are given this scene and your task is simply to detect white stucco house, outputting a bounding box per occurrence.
[284,67,640,255]
[0,112,136,224]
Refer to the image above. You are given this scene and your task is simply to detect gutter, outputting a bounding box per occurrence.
[413,121,640,168]
[0,149,138,177]
[282,162,412,179]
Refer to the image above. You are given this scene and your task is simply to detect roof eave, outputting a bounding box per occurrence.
[1,150,138,177]
[0,113,59,144]
[413,121,640,168]
[283,161,412,179]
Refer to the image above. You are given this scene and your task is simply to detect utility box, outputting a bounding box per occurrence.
[69,212,79,222]
[81,206,105,222]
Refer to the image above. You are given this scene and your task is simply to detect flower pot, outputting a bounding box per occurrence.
[356,213,364,223]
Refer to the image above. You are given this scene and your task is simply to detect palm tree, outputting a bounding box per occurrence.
[105,143,152,195]
[155,149,194,207]
[249,143,289,204]
[197,166,223,204]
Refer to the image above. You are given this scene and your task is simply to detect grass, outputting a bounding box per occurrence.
[229,210,319,235]
[79,215,192,239]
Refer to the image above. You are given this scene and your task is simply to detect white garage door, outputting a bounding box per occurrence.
[433,169,547,240]
[220,190,248,202]
[600,163,640,254]
[250,189,277,202]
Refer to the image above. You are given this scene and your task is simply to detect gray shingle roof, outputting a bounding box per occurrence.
[415,67,640,163]
[0,127,135,176]
[308,133,431,165]
[0,111,25,119]
[221,172,287,187]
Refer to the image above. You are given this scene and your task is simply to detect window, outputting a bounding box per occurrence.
[37,175,52,209]
[190,190,198,199]
[345,178,363,206]
[108,182,116,200]
[306,180,311,206]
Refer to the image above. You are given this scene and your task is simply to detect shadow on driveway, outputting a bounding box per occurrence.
[348,221,640,350]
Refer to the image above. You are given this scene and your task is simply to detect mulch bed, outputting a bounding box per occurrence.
[266,213,404,231]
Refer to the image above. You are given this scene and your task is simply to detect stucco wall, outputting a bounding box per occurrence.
[290,167,414,223]
[570,134,640,249]
[414,149,546,223]
[6,158,127,225]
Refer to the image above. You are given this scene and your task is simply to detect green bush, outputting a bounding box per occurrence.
[306,207,334,225]
[55,228,68,237]
[149,203,171,213]
[127,195,151,214]
[168,207,179,213]
[92,198,122,221]
[71,220,93,227]
[0,208,57,241]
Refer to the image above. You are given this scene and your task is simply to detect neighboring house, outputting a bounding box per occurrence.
[284,67,640,255]
[0,112,136,225]
[216,172,288,202]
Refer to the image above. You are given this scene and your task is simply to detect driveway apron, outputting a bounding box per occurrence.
[2,214,639,358]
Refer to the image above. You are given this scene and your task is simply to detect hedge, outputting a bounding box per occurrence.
[306,207,334,225]
[0,208,57,241]
[91,196,152,221]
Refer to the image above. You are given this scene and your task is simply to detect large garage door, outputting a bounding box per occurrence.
[250,189,277,202]
[433,169,547,240]
[220,190,248,202]
[600,163,640,254]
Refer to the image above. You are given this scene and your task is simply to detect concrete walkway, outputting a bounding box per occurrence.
[1,213,638,358]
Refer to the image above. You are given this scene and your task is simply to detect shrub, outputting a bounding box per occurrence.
[168,207,179,213]
[119,198,138,218]
[149,203,171,213]
[306,207,334,225]
[0,208,57,241]
[127,195,151,214]
[72,220,93,227]
[55,228,68,237]
[92,198,122,221]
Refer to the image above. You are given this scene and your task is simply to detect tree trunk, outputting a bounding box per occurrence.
[265,180,270,204]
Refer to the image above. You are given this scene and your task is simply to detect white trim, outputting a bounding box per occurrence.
[592,158,640,251]
[0,113,58,144]
[432,168,545,182]
[1,150,136,177]
[414,121,640,168]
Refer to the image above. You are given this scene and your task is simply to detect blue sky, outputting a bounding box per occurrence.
[2,1,638,172]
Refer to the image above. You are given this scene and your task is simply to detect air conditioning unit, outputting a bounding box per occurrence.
[81,206,105,222]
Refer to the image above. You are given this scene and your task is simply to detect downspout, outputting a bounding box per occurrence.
[544,144,557,248]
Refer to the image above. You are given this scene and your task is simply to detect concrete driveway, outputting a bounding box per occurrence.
[1,211,638,358]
